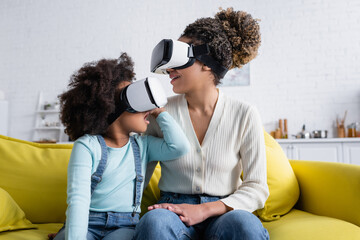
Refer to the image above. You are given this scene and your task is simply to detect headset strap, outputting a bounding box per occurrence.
[191,44,228,78]
[107,87,132,125]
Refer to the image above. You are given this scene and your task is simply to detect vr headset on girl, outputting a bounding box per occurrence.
[107,77,167,125]
[150,39,229,78]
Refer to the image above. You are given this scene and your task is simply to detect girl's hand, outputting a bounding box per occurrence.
[148,203,207,226]
[150,107,165,118]
[48,233,57,240]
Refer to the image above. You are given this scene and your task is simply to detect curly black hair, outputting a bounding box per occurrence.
[59,53,135,140]
[181,7,261,85]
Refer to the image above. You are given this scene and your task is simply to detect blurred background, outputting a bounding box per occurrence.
[0,0,359,142]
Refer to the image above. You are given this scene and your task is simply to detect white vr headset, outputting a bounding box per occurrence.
[107,77,167,124]
[150,39,228,78]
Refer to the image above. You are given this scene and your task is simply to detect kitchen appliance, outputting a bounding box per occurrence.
[312,130,328,138]
[296,125,311,139]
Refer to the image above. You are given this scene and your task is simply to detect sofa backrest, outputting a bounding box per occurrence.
[0,135,72,223]
[1,131,300,224]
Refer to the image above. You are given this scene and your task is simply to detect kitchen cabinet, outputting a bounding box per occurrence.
[343,143,360,165]
[277,138,360,165]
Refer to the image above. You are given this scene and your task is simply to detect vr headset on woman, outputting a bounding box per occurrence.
[150,39,228,78]
[107,77,167,124]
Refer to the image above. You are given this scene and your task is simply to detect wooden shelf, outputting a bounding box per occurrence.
[33,91,67,142]
[35,127,63,130]
[36,110,60,114]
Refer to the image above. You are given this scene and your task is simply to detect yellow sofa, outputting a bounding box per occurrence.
[0,134,359,240]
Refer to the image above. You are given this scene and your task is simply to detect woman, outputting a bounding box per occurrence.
[134,8,269,240]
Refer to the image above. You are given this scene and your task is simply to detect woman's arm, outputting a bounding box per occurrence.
[220,106,269,212]
[146,111,190,162]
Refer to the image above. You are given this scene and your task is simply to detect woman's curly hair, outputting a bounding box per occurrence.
[59,53,135,140]
[181,7,261,85]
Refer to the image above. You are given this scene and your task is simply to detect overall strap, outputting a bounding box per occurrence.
[90,135,108,195]
[129,135,143,217]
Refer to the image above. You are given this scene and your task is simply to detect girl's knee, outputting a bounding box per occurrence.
[134,209,186,240]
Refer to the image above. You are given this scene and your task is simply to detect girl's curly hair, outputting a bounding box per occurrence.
[59,53,135,140]
[181,8,261,85]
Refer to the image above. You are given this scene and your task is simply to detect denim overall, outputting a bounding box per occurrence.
[54,135,143,240]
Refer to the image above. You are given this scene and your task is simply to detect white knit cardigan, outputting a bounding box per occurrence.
[145,90,269,212]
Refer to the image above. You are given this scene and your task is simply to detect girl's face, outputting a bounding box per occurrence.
[166,37,215,94]
[118,111,150,134]
[115,81,151,134]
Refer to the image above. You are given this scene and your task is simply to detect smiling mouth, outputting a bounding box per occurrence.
[170,76,180,84]
[171,76,180,81]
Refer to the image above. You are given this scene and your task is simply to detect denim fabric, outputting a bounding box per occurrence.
[54,211,139,240]
[90,135,108,195]
[133,191,269,240]
[129,136,143,215]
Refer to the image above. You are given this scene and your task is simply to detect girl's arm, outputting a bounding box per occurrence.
[65,140,93,239]
[146,111,190,162]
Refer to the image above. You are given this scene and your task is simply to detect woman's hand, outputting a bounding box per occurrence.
[148,201,231,226]
[150,107,165,118]
[148,203,207,226]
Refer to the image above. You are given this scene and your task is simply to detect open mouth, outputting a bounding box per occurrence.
[170,75,180,84]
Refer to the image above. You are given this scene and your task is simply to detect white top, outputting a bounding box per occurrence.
[146,90,269,212]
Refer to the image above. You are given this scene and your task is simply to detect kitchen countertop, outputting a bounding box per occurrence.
[276,138,360,143]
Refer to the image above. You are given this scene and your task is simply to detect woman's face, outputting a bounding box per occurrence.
[166,37,215,94]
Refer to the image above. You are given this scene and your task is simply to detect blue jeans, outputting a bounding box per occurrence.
[54,211,138,240]
[133,192,269,240]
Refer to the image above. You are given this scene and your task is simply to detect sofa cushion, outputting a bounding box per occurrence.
[263,209,360,240]
[141,163,161,217]
[0,135,72,223]
[0,187,37,232]
[256,132,300,221]
[0,223,63,240]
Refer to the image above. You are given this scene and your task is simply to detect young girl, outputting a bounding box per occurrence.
[52,53,190,240]
[135,8,269,240]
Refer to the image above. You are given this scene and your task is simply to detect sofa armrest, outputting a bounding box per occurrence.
[290,160,360,227]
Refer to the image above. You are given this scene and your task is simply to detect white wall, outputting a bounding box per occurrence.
[0,0,359,140]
